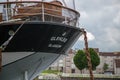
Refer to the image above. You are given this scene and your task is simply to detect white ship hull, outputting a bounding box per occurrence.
[1,52,63,80]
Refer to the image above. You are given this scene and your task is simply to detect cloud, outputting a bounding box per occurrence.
[104,27,120,45]
[80,11,89,19]
[113,11,120,25]
[72,0,120,52]
[79,31,95,41]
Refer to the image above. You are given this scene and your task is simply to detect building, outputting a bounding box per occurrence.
[49,49,81,73]
[97,52,120,74]
[49,48,120,74]
[114,59,120,75]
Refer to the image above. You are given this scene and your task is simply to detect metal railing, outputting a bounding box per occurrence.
[60,73,120,78]
[0,1,80,27]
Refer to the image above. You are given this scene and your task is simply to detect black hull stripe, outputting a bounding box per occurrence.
[0,22,82,54]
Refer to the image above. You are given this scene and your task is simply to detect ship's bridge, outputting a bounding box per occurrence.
[0,1,80,27]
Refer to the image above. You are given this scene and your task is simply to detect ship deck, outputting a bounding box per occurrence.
[0,1,80,27]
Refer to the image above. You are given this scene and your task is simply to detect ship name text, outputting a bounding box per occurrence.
[50,36,68,43]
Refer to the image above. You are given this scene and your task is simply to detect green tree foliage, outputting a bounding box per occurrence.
[73,50,87,71]
[103,63,109,71]
[42,70,60,74]
[73,48,100,71]
[89,48,100,70]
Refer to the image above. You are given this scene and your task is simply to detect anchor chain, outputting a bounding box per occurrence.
[82,29,94,80]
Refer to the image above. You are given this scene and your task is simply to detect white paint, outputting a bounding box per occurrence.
[48,44,62,48]
[2,52,34,66]
[50,36,68,43]
[25,71,28,80]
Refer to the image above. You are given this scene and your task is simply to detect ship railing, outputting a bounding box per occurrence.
[0,1,80,27]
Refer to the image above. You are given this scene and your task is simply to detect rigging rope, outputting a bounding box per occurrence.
[82,29,94,80]
[0,18,29,71]
[1,19,29,50]
[62,0,75,23]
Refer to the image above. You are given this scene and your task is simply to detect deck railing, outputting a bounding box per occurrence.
[0,1,80,27]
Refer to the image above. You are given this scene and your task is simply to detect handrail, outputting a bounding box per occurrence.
[0,1,80,16]
[0,1,80,27]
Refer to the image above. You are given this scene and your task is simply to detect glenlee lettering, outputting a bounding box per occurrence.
[50,36,68,43]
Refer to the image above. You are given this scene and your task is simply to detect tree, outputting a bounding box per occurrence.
[103,63,109,71]
[88,48,100,70]
[73,48,100,72]
[73,50,87,73]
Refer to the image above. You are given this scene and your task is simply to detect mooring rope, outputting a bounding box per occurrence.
[82,29,94,80]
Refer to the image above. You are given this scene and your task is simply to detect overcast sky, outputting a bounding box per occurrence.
[0,0,120,52]
[72,0,120,52]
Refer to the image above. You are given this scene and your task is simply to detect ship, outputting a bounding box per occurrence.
[0,0,82,80]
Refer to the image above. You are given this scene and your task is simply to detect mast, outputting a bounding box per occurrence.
[62,0,67,7]
[73,0,76,10]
